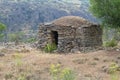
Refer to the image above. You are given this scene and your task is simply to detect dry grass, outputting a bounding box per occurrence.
[0,48,120,80]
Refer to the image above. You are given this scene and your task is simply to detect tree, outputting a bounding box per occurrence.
[0,22,6,40]
[90,0,120,28]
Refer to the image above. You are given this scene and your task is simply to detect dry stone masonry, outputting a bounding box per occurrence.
[37,16,102,53]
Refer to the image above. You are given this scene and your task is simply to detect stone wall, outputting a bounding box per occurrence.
[79,25,102,47]
[37,24,102,53]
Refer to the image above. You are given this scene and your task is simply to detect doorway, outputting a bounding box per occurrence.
[51,31,58,46]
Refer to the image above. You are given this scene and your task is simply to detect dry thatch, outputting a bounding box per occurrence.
[52,16,91,27]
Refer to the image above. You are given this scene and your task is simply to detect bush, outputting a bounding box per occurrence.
[108,63,119,74]
[108,63,120,80]
[50,64,61,80]
[103,39,117,47]
[0,22,6,41]
[44,43,57,53]
[50,64,76,80]
[61,68,76,80]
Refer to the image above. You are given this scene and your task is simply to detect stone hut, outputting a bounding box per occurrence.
[38,16,102,53]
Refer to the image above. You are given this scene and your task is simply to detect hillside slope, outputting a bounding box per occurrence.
[0,0,97,32]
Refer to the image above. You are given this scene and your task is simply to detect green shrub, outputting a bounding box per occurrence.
[44,43,57,53]
[50,64,61,80]
[108,63,119,74]
[17,73,27,80]
[103,39,117,47]
[61,68,75,80]
[108,63,120,80]
[0,22,6,41]
[50,64,76,80]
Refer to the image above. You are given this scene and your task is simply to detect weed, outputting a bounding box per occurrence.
[13,53,23,67]
[44,43,57,53]
[61,68,76,80]
[108,62,119,74]
[12,53,27,80]
[103,39,117,47]
[4,73,13,80]
[111,73,119,80]
[17,73,27,80]
[50,64,76,80]
[50,64,61,80]
[108,63,120,80]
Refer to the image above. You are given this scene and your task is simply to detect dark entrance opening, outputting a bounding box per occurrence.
[51,31,58,46]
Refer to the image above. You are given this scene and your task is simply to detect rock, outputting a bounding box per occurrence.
[71,48,80,53]
[117,57,120,59]
[76,51,81,54]
[0,53,5,57]
[116,49,120,52]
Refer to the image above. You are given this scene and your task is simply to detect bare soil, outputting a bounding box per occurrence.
[0,46,120,80]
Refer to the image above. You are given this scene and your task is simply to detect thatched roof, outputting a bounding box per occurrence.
[52,16,92,27]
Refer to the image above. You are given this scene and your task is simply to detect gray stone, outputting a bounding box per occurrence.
[71,48,80,53]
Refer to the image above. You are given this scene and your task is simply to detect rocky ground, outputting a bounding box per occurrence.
[0,43,120,80]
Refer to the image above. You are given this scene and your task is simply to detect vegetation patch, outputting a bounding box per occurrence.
[50,64,76,80]
[108,62,120,74]
[44,43,57,53]
[103,39,117,47]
